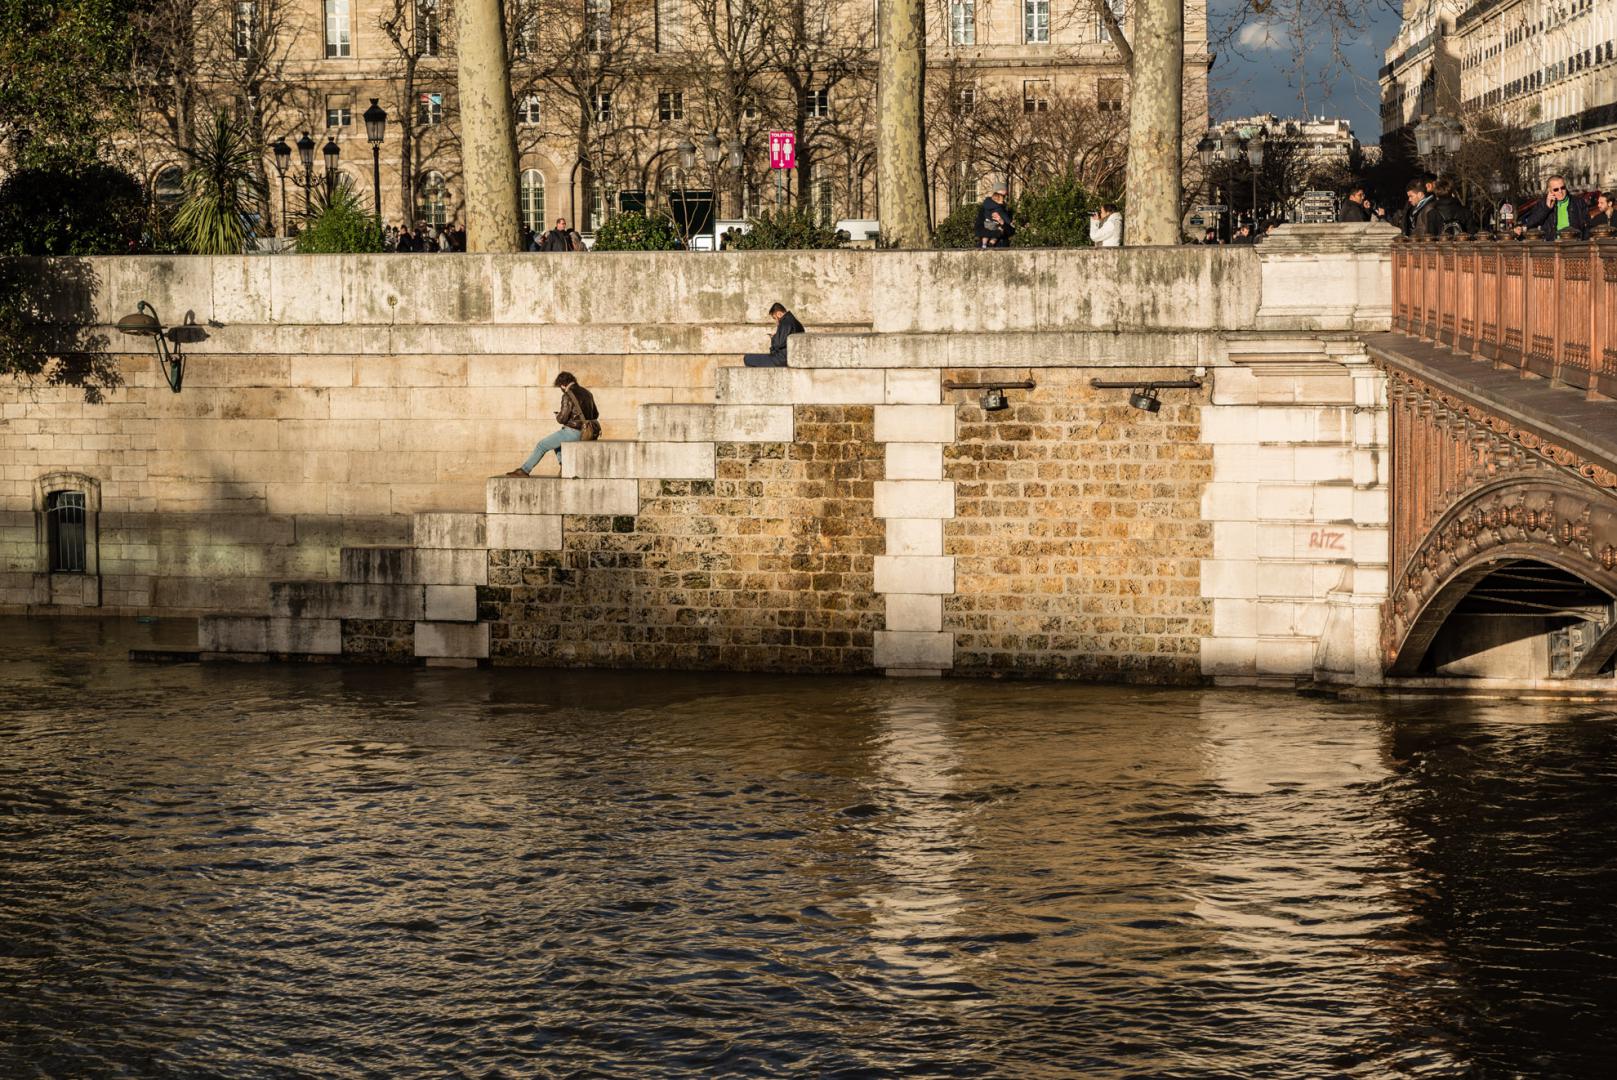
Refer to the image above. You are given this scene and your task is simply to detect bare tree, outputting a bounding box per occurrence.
[379,0,458,224]
[678,0,776,217]
[760,0,872,215]
[128,0,206,162]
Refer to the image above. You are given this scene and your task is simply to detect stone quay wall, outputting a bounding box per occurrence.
[1,228,1398,685]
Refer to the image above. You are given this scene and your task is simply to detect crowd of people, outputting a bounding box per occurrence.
[378,217,588,252]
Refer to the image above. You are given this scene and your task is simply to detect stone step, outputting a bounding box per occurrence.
[485,476,638,517]
[415,621,490,660]
[638,403,793,442]
[271,581,426,621]
[199,615,342,655]
[486,513,563,550]
[412,512,487,549]
[341,546,488,586]
[714,366,885,406]
[559,440,715,480]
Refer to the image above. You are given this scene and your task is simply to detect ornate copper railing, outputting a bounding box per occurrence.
[1392,237,1617,398]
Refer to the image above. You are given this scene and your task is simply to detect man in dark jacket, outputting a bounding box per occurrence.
[507,371,598,475]
[1400,179,1433,236]
[1339,187,1371,222]
[539,218,581,251]
[1517,176,1590,240]
[1422,178,1476,236]
[743,303,805,367]
[974,181,1014,248]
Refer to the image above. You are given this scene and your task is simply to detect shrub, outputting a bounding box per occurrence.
[729,209,848,250]
[1015,174,1105,248]
[590,210,682,251]
[296,180,383,253]
[933,202,981,249]
[171,112,258,255]
[0,163,145,255]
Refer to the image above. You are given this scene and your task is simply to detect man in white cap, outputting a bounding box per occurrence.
[974,180,1015,249]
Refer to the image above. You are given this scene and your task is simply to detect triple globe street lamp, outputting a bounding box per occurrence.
[268,104,387,240]
[677,132,745,249]
[1197,129,1265,237]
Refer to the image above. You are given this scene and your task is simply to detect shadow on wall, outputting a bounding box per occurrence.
[0,257,120,403]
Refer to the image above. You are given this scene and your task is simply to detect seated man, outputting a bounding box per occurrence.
[742,302,805,368]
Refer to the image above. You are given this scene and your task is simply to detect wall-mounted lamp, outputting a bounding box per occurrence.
[944,378,1034,414]
[1090,377,1203,414]
[115,301,184,392]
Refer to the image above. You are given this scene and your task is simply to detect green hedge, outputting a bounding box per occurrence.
[591,210,682,251]
[730,209,848,250]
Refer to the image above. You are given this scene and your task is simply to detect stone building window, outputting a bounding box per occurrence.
[326,94,352,129]
[418,171,447,226]
[1095,0,1125,44]
[34,473,100,607]
[656,0,682,51]
[514,8,540,56]
[1097,78,1123,113]
[658,90,683,122]
[813,177,834,227]
[517,94,542,125]
[418,92,443,125]
[1023,79,1050,114]
[46,492,86,573]
[950,0,975,45]
[958,85,976,114]
[325,0,350,58]
[586,0,610,52]
[593,90,612,122]
[804,88,829,118]
[417,0,441,57]
[234,1,257,58]
[520,169,546,230]
[1024,0,1049,44]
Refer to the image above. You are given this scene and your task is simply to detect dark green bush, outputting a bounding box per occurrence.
[933,202,981,249]
[590,210,682,251]
[0,162,145,255]
[296,181,383,253]
[1015,174,1104,247]
[730,209,848,250]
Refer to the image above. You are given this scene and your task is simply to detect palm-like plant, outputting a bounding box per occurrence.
[171,112,258,255]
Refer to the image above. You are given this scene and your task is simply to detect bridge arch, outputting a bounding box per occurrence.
[1386,474,1617,679]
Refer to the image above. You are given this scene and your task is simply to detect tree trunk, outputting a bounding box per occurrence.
[452,0,520,252]
[1122,0,1182,246]
[876,0,928,248]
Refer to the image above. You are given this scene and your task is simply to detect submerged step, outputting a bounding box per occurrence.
[270,581,427,621]
[199,615,342,655]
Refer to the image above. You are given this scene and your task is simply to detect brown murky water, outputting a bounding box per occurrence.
[3,617,1616,1078]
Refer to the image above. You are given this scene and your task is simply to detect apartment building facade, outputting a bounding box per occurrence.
[126,0,1208,237]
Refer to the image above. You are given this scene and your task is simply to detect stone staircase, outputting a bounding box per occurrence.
[197,391,795,666]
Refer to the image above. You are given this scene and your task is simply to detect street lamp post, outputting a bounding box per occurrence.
[321,136,340,202]
[728,140,744,240]
[296,132,316,221]
[702,132,722,251]
[1414,114,1464,175]
[676,137,696,246]
[1220,137,1244,234]
[1246,135,1265,227]
[271,137,291,238]
[363,99,388,227]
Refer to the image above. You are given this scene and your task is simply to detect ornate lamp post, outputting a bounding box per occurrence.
[1220,137,1245,229]
[728,139,744,229]
[296,131,316,221]
[702,132,722,250]
[270,137,291,238]
[363,98,388,227]
[1245,133,1265,226]
[676,137,696,244]
[1196,133,1217,210]
[1414,114,1464,174]
[321,136,340,201]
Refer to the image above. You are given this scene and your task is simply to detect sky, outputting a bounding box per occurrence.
[1207,1,1406,146]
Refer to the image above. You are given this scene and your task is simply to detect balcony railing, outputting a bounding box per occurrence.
[1392,237,1617,399]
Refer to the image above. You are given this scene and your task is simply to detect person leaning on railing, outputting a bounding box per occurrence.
[1590,192,1614,234]
[1421,178,1477,238]
[1516,175,1590,241]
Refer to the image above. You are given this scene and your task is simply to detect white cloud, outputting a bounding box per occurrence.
[1236,22,1294,52]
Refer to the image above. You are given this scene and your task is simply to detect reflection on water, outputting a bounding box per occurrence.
[3,617,1617,1078]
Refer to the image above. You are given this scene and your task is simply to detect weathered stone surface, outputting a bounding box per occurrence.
[340,547,486,586]
[485,477,640,517]
[268,617,342,654]
[413,512,487,549]
[271,582,426,621]
[638,404,794,442]
[560,441,716,480]
[199,615,269,653]
[873,480,955,520]
[486,513,563,551]
[875,630,954,669]
[425,584,478,622]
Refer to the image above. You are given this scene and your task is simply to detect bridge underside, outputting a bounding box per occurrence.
[1368,333,1617,685]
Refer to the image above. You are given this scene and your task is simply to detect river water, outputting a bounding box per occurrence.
[3,617,1617,1078]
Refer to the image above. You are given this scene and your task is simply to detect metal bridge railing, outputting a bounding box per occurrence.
[1392,236,1617,399]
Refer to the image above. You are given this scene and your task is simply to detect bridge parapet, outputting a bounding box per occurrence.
[1393,236,1617,398]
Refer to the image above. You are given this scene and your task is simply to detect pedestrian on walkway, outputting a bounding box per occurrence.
[1401,179,1434,236]
[1517,175,1589,240]
[1339,187,1371,223]
[1089,203,1123,247]
[974,182,1014,249]
[1422,178,1476,237]
[743,303,805,368]
[1589,191,1613,231]
[507,371,599,476]
[539,218,581,251]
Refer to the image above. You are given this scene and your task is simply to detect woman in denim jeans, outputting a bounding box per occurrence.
[507,371,597,476]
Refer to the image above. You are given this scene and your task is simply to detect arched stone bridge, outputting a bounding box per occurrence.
[1369,238,1617,680]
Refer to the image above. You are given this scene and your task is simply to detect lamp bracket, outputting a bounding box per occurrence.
[943,379,1036,391]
